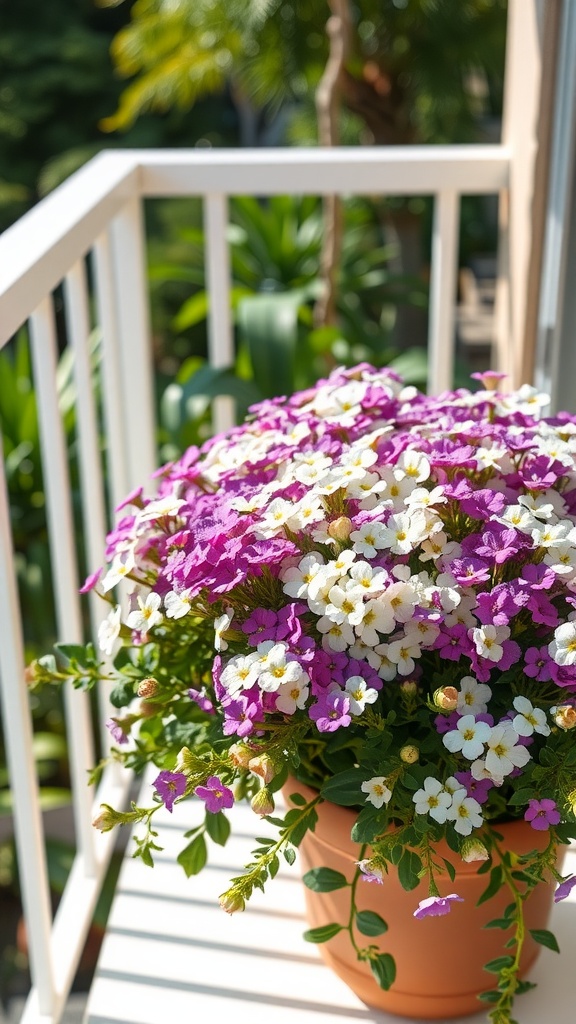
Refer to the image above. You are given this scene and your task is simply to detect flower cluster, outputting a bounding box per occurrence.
[38,364,576,1023]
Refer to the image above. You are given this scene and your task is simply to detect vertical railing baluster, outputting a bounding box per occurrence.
[204,194,235,433]
[63,260,111,750]
[0,453,56,1017]
[29,297,97,877]
[109,198,157,491]
[428,190,460,395]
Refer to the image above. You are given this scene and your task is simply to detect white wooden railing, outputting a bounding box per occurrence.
[0,146,511,1024]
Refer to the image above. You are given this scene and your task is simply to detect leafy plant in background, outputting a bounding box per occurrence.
[153,193,429,460]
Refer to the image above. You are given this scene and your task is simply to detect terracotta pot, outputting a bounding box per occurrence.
[286,780,563,1019]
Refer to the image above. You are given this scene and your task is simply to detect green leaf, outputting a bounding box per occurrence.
[484,918,513,930]
[303,867,348,892]
[109,678,136,708]
[442,857,456,883]
[284,847,296,866]
[303,922,344,944]
[398,850,421,892]
[351,805,384,844]
[355,910,388,937]
[238,289,311,399]
[477,990,501,1003]
[288,792,307,806]
[529,928,560,953]
[177,834,207,878]
[320,769,367,807]
[483,955,515,974]
[205,811,231,847]
[370,953,396,991]
[477,865,503,907]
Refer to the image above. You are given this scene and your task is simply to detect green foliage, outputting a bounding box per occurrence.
[302,867,348,892]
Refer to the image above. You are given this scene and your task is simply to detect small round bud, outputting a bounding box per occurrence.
[460,838,489,863]
[328,517,352,542]
[251,787,275,818]
[434,686,458,711]
[551,705,576,731]
[219,892,245,914]
[400,680,418,696]
[400,744,419,764]
[248,754,276,784]
[137,677,159,698]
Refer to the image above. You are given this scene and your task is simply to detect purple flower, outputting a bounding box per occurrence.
[188,687,215,713]
[154,770,187,812]
[521,564,555,590]
[309,692,351,732]
[222,694,264,737]
[524,798,561,831]
[454,770,493,804]
[475,526,522,565]
[413,894,464,919]
[79,568,102,594]
[241,608,279,644]
[449,557,490,586]
[106,718,129,745]
[356,859,384,884]
[195,775,234,814]
[460,488,506,519]
[524,646,553,682]
[433,625,472,663]
[554,875,576,903]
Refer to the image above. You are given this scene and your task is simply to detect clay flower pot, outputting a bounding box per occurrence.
[287,780,562,1020]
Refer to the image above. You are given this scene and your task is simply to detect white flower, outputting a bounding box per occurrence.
[286,496,325,531]
[98,605,122,655]
[395,450,431,482]
[344,676,379,715]
[164,589,192,620]
[380,580,419,623]
[543,543,576,577]
[512,696,550,737]
[220,654,260,696]
[136,494,186,523]
[386,635,421,675]
[531,521,574,550]
[275,674,310,715]
[258,648,304,693]
[348,561,389,595]
[100,549,135,593]
[355,599,396,645]
[404,485,446,510]
[470,623,510,662]
[413,777,452,823]
[317,618,355,652]
[362,776,392,808]
[549,620,576,666]
[255,497,296,537]
[214,608,234,651]
[349,521,388,558]
[457,676,492,716]
[379,511,428,555]
[443,715,492,760]
[126,592,163,632]
[282,552,325,599]
[484,724,530,778]
[447,790,484,836]
[496,504,538,532]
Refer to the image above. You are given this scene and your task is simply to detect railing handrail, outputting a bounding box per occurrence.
[0,145,510,349]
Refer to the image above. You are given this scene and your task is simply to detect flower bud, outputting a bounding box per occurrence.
[248,754,276,784]
[400,680,418,696]
[219,892,245,914]
[551,705,576,731]
[460,838,489,863]
[400,744,419,764]
[251,787,275,817]
[434,686,458,711]
[138,677,159,698]
[328,517,352,542]
[92,805,118,832]
[229,743,253,769]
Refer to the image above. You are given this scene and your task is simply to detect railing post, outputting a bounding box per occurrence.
[0,457,56,1016]
[428,190,459,395]
[29,297,97,877]
[109,197,157,490]
[204,194,235,433]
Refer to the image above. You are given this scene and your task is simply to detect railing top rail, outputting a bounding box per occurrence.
[0,145,509,347]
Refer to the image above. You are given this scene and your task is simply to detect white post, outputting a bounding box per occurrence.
[29,297,97,877]
[109,198,157,491]
[0,458,56,1017]
[204,194,235,433]
[428,190,459,395]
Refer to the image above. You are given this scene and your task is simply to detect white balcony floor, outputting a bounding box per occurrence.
[84,786,576,1024]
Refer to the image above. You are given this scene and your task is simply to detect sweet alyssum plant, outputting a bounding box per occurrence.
[33,365,576,1024]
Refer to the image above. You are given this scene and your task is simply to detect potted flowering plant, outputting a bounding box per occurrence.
[33,364,576,1023]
